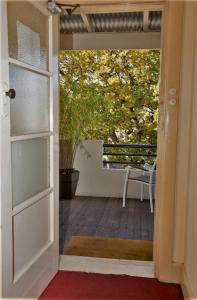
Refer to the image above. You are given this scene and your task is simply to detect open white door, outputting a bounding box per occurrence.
[0,1,59,298]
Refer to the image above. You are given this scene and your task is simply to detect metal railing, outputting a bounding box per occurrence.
[103,144,157,169]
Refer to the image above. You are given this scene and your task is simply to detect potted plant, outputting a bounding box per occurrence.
[59,139,80,200]
[59,85,103,199]
[59,86,81,200]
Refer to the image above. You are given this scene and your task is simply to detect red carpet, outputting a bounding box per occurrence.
[39,271,184,300]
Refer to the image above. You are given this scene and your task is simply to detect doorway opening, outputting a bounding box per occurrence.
[59,6,162,274]
[59,49,160,263]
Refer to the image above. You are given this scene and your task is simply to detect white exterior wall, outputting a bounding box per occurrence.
[74,140,150,199]
[60,32,161,51]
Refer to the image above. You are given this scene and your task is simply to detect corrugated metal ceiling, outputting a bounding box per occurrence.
[60,14,87,33]
[60,11,162,34]
[149,11,162,31]
[90,12,143,33]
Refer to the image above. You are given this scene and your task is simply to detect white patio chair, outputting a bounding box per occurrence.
[122,159,157,213]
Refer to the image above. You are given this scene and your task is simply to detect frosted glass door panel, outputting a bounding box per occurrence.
[12,138,50,207]
[13,196,51,279]
[7,2,49,70]
[10,65,49,135]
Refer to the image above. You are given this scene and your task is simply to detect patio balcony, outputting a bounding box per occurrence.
[74,140,157,199]
[60,140,156,253]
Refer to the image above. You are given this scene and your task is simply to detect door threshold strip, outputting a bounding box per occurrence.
[59,255,155,278]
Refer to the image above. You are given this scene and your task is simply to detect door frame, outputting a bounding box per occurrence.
[0,2,59,298]
[59,0,184,284]
[154,0,184,283]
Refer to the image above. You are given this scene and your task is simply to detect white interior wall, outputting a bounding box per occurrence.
[74,140,150,200]
[60,32,161,51]
[174,2,197,298]
[173,0,195,264]
[183,3,197,297]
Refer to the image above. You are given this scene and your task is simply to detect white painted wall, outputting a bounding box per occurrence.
[182,3,197,298]
[60,32,161,51]
[74,140,150,200]
[174,2,197,298]
[173,1,195,264]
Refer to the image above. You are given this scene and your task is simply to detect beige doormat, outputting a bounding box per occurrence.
[64,236,153,261]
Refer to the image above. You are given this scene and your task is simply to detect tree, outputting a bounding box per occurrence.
[59,49,160,166]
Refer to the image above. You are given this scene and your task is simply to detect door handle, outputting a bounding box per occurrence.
[5,88,16,99]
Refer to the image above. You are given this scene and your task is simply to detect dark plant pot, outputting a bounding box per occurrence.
[59,169,80,200]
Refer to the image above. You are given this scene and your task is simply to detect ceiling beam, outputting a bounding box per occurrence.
[58,2,164,14]
[143,11,149,31]
[81,13,94,32]
[58,0,164,5]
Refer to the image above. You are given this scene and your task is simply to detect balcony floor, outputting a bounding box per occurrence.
[59,196,154,254]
